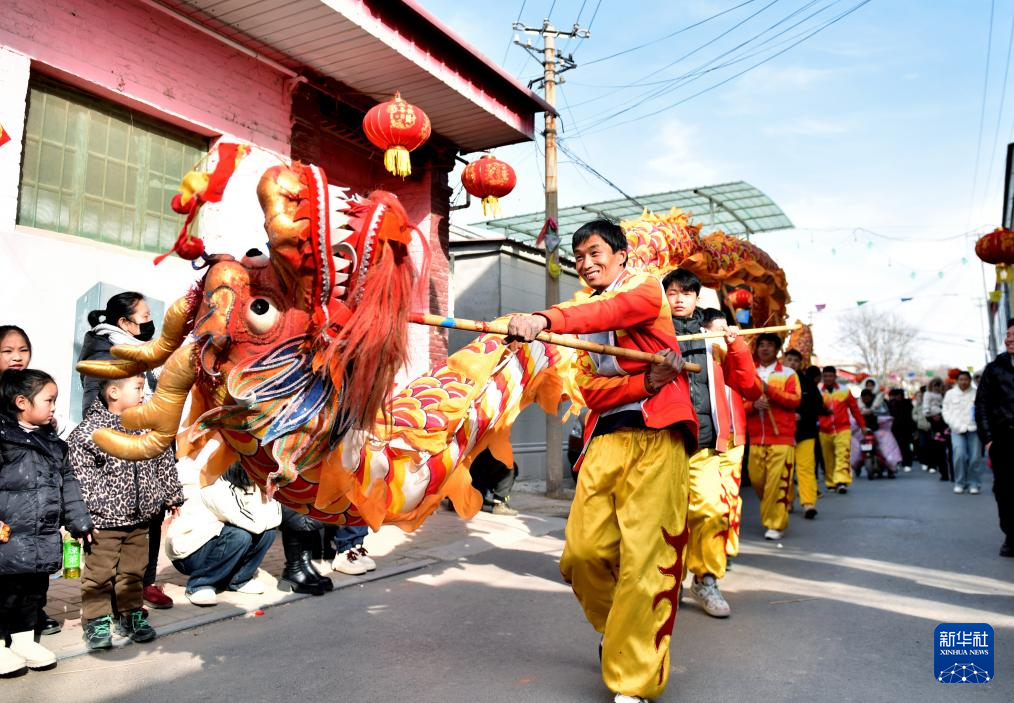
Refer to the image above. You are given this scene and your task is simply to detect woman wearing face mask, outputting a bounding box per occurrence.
[78,292,156,416]
[77,292,174,611]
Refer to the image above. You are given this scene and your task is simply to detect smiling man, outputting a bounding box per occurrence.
[506,219,696,703]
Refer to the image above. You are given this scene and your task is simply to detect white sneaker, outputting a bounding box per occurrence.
[233,579,265,595]
[186,587,218,606]
[969,486,981,495]
[355,546,377,571]
[9,631,55,670]
[903,466,912,472]
[764,529,783,540]
[953,485,965,494]
[313,559,333,575]
[0,644,27,678]
[614,695,649,703]
[689,575,731,618]
[332,548,368,575]
[928,468,937,474]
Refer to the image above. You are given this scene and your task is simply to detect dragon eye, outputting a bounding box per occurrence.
[246,298,279,334]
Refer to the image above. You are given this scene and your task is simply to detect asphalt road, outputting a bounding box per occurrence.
[8,467,1013,703]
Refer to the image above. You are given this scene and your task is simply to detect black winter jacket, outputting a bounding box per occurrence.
[674,310,715,449]
[67,400,184,529]
[795,373,826,441]
[975,352,1014,448]
[0,414,94,575]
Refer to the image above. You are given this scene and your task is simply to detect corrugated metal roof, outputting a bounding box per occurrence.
[155,0,551,152]
[477,181,793,256]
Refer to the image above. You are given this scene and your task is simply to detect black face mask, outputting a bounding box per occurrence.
[135,321,156,342]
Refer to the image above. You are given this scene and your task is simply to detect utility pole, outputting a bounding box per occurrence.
[514,19,588,499]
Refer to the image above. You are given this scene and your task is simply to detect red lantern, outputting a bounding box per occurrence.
[975,227,1014,264]
[362,93,431,178]
[726,288,753,310]
[461,154,518,216]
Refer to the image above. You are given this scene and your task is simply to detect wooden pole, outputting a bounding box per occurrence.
[672,323,802,342]
[409,314,702,372]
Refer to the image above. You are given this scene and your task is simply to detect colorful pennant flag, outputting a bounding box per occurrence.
[0,123,10,148]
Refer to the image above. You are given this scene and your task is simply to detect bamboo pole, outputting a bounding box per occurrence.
[673,323,801,342]
[410,313,703,372]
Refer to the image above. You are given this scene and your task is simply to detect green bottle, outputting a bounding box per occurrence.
[62,535,81,579]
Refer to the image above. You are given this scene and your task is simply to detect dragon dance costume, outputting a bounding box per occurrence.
[819,382,865,489]
[537,270,696,701]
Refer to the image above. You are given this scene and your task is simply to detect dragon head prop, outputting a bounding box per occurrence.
[78,161,421,496]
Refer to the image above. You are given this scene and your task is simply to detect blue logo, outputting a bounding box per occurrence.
[934,623,994,683]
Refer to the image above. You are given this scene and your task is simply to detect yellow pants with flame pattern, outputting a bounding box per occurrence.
[718,444,745,557]
[747,444,795,532]
[561,428,689,700]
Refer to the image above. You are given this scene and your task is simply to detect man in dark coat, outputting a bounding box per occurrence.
[975,318,1014,557]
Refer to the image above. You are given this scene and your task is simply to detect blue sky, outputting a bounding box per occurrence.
[421,0,1010,371]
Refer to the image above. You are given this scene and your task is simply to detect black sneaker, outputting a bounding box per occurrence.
[116,609,157,643]
[1001,540,1013,558]
[40,615,61,636]
[83,615,113,651]
[836,484,848,494]
[804,507,818,520]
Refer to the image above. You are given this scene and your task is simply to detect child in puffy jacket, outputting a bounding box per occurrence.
[0,370,94,677]
[67,376,183,651]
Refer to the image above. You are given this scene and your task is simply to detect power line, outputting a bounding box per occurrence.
[981,5,1014,217]
[573,0,873,137]
[581,0,759,66]
[557,140,646,208]
[568,0,783,110]
[968,0,996,226]
[501,1,529,65]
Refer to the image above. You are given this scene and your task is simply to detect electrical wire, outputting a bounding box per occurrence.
[968,0,997,226]
[557,140,646,207]
[981,5,1014,217]
[574,0,873,137]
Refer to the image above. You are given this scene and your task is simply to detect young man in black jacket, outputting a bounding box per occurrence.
[975,317,1014,557]
[783,350,825,519]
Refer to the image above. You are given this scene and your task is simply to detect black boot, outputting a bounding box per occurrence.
[279,529,324,596]
[301,552,333,592]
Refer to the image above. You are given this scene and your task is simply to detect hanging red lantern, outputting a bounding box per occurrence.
[461,154,518,216]
[975,227,1014,264]
[726,288,753,310]
[362,92,431,178]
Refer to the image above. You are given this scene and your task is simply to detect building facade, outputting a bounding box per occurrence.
[1,0,548,423]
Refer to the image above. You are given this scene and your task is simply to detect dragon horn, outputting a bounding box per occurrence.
[91,343,196,460]
[76,296,192,379]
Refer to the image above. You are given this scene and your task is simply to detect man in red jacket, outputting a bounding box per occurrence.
[507,220,696,703]
[745,334,801,540]
[819,366,865,493]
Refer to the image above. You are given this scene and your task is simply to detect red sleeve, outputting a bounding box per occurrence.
[538,274,663,334]
[721,339,762,401]
[847,392,864,425]
[574,351,651,411]
[767,371,801,410]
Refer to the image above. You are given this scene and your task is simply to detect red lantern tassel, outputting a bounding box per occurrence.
[384,146,412,177]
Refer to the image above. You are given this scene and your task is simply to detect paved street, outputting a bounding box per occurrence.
[6,468,1013,703]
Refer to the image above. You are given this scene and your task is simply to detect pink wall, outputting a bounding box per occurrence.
[1,0,291,155]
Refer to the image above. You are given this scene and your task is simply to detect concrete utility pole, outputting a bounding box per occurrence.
[514,19,588,498]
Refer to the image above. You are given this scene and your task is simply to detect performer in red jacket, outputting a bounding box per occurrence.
[507,220,696,703]
[819,366,865,493]
[745,334,801,540]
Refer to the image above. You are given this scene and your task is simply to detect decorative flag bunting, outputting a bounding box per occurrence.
[0,122,10,148]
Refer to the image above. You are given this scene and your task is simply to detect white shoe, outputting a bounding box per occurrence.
[689,575,731,618]
[969,486,980,495]
[332,548,368,575]
[614,695,649,703]
[928,468,937,474]
[186,587,218,606]
[0,644,27,678]
[903,466,912,472]
[355,546,377,571]
[9,631,56,671]
[764,529,783,540]
[953,485,965,494]
[233,579,265,595]
[313,559,333,575]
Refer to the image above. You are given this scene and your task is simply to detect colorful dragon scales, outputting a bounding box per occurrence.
[79,155,793,532]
